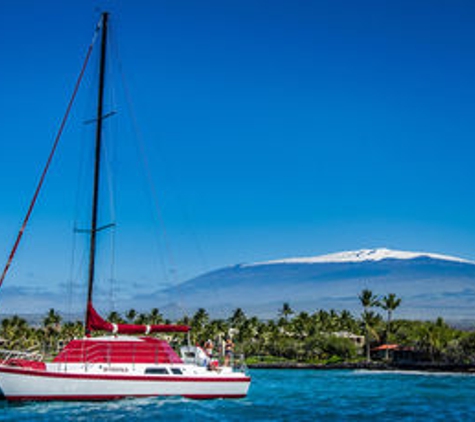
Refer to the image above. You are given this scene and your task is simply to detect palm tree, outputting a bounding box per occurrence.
[361,310,382,362]
[192,308,209,327]
[229,308,247,330]
[125,309,137,323]
[418,317,453,362]
[0,315,30,349]
[279,303,294,322]
[61,321,84,341]
[43,308,62,330]
[339,310,358,333]
[191,308,210,342]
[237,317,259,354]
[42,309,63,357]
[328,309,340,332]
[148,308,164,325]
[291,312,311,340]
[314,309,331,331]
[358,289,380,362]
[380,293,402,360]
[135,313,149,325]
[202,318,228,354]
[359,289,380,310]
[107,311,125,324]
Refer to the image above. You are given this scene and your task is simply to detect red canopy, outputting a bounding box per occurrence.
[86,302,190,335]
[371,344,399,351]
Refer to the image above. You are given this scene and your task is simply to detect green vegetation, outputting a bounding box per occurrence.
[1,290,475,366]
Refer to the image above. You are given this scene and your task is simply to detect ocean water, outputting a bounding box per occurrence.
[1,369,475,421]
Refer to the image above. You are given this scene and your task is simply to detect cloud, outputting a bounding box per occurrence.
[0,285,64,314]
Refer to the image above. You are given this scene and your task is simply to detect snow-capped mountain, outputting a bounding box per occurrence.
[142,248,475,321]
[248,248,474,266]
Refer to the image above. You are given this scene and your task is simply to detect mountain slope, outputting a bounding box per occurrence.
[140,248,475,320]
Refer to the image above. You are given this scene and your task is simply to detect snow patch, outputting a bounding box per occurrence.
[247,248,475,267]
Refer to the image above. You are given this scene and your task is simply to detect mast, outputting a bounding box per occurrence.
[85,12,108,334]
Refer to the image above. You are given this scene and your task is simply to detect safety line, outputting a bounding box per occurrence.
[0,16,103,290]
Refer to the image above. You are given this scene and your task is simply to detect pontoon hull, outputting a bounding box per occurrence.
[0,366,250,401]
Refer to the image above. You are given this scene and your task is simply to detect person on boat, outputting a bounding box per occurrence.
[204,339,214,358]
[224,338,234,367]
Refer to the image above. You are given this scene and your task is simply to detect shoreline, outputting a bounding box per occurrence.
[247,361,475,373]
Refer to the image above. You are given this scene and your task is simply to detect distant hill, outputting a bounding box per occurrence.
[145,248,475,320]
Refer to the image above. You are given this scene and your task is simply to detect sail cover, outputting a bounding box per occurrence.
[86,302,190,334]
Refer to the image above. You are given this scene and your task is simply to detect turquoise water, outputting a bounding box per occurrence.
[1,369,475,421]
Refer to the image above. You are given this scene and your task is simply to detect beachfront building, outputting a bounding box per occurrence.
[332,331,365,348]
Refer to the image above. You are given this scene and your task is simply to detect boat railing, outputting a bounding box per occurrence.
[58,343,182,368]
[180,345,248,373]
[51,342,249,373]
[232,353,248,373]
[0,348,43,365]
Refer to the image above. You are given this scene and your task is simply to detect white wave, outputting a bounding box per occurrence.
[352,369,475,377]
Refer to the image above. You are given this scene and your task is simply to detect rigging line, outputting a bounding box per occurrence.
[68,94,94,319]
[0,16,103,290]
[66,223,78,321]
[110,27,210,284]
[116,81,192,319]
[104,44,118,312]
[102,124,118,311]
[109,27,176,287]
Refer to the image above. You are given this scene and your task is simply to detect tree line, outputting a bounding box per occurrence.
[1,290,475,365]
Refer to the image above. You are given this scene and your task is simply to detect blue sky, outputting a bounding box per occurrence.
[1,0,475,313]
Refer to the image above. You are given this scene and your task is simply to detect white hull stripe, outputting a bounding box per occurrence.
[0,365,251,401]
[0,366,250,383]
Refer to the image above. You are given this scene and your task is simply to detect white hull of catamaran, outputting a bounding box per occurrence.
[0,365,250,401]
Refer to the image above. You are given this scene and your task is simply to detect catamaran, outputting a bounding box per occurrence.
[0,12,251,401]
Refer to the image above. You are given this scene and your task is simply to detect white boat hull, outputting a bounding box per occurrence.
[0,365,250,401]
